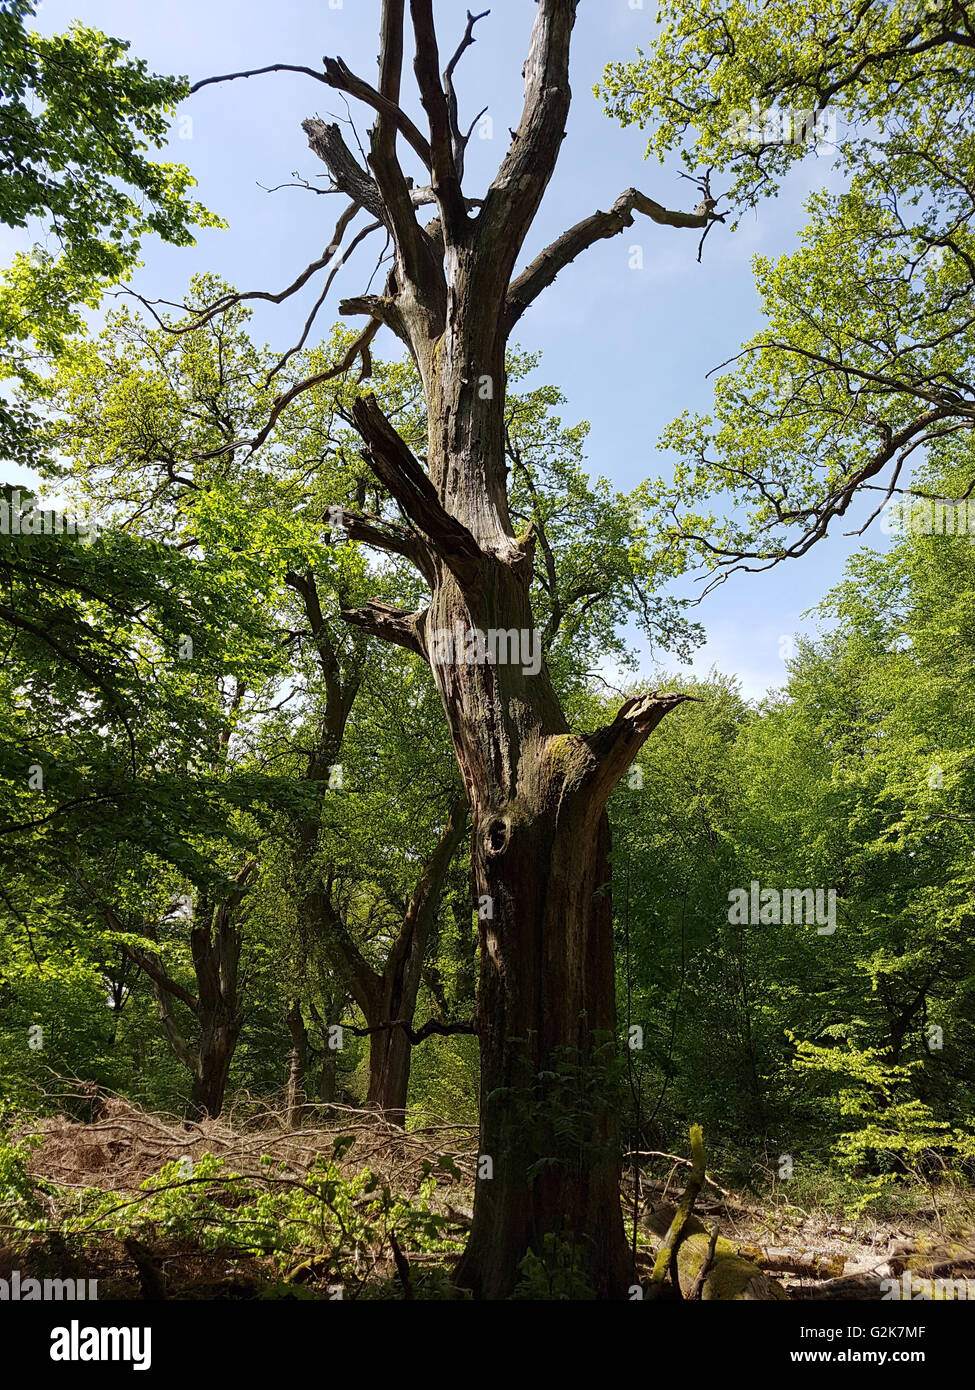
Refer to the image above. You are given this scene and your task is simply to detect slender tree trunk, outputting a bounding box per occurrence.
[318,1052,338,1104]
[362,795,468,1125]
[115,864,254,1123]
[285,1000,308,1129]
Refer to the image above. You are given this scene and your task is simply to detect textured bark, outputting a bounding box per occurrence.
[289,0,712,1298]
[186,1014,239,1122]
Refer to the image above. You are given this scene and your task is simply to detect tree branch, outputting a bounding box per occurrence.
[479,0,579,271]
[302,120,387,223]
[443,9,491,184]
[335,507,436,581]
[190,57,433,171]
[190,321,381,462]
[340,1016,476,1043]
[351,394,484,587]
[119,941,201,1017]
[506,187,711,330]
[586,689,696,797]
[340,599,429,658]
[409,0,467,235]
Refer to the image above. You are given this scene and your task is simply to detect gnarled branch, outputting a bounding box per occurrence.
[507,188,711,330]
[341,599,429,658]
[351,394,484,587]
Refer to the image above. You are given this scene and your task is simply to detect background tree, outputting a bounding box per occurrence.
[599,0,975,585]
[0,0,217,466]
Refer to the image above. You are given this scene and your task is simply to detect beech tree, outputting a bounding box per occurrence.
[185,2,717,1297]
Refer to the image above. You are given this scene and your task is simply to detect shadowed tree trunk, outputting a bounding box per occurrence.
[364,794,468,1121]
[318,794,468,1124]
[194,0,714,1297]
[107,863,255,1120]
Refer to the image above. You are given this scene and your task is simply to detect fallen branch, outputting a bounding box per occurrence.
[739,1246,847,1280]
[687,1224,720,1300]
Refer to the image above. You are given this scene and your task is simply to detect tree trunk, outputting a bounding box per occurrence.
[116,864,253,1123]
[186,1011,240,1121]
[183,874,250,1121]
[347,296,685,1297]
[300,0,704,1296]
[363,794,468,1125]
[285,1000,308,1129]
[318,1051,338,1104]
[456,802,631,1298]
[366,1016,413,1123]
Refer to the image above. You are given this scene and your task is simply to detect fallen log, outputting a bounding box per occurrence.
[738,1246,847,1279]
[791,1274,888,1300]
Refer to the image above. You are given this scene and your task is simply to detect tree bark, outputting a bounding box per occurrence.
[285,1000,308,1129]
[359,795,468,1124]
[186,1011,240,1122]
[291,0,709,1297]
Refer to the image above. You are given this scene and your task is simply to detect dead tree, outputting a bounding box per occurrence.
[191,0,717,1297]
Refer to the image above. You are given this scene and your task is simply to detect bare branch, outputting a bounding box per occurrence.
[303,120,387,222]
[340,599,429,657]
[190,56,433,170]
[409,0,468,234]
[479,0,579,271]
[190,321,381,462]
[585,690,696,797]
[351,394,484,587]
[443,9,491,183]
[337,507,436,581]
[507,188,712,330]
[340,1015,476,1043]
[321,55,433,169]
[190,63,332,94]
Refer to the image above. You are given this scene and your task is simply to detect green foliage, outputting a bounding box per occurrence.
[1,1143,463,1287]
[0,0,218,464]
[601,0,975,584]
[512,1234,597,1301]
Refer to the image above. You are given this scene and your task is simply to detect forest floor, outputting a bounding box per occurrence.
[3,1097,974,1299]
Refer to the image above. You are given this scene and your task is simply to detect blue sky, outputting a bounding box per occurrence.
[17,0,890,698]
